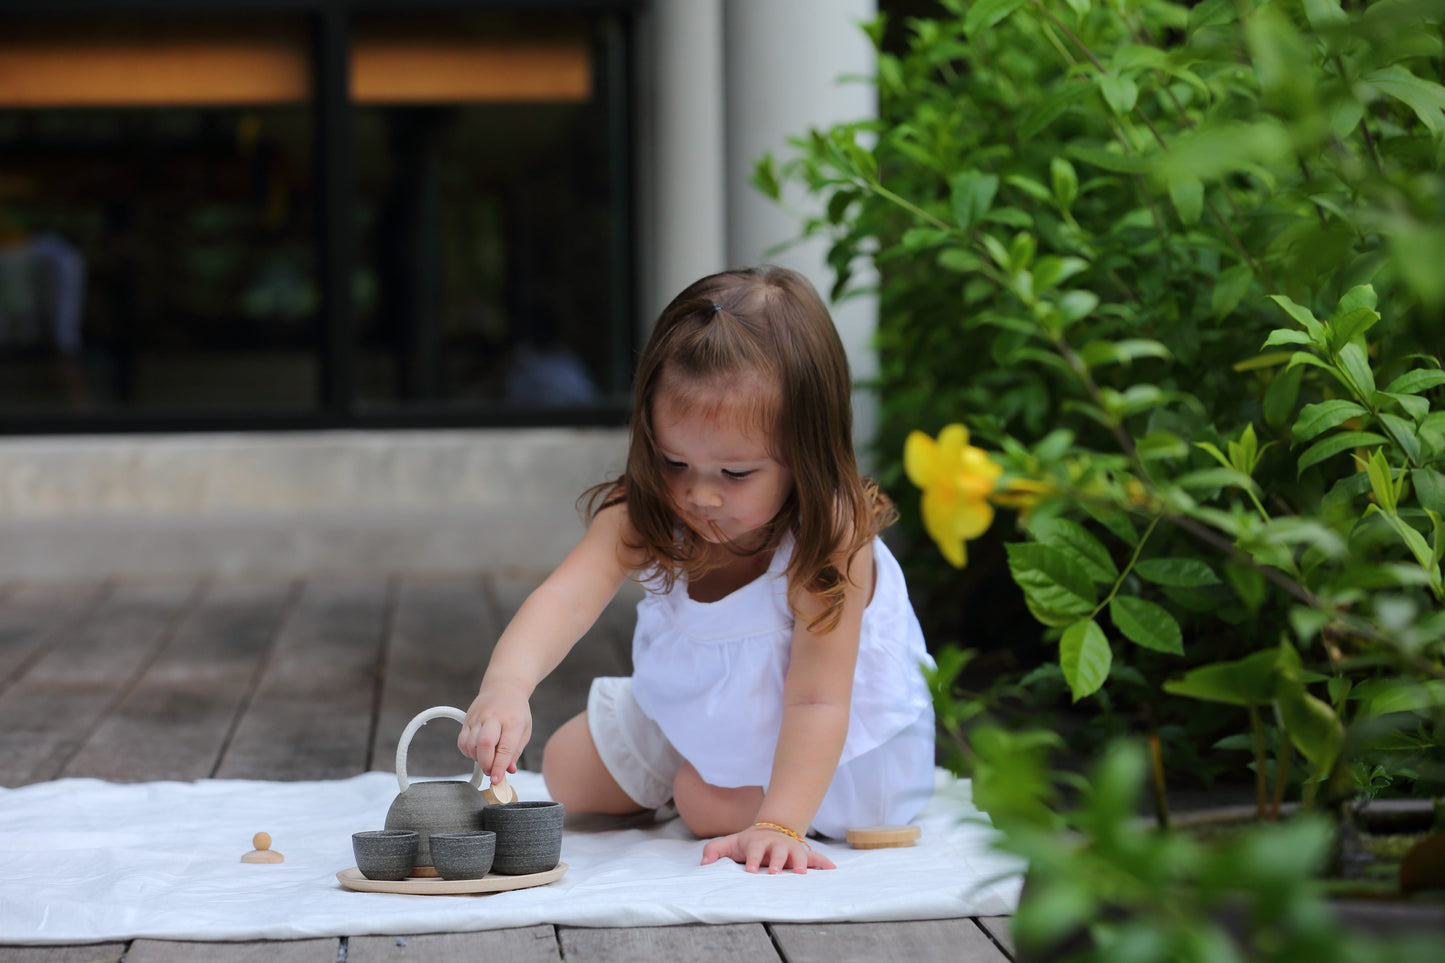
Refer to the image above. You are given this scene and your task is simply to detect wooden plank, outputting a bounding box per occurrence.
[977,916,1016,959]
[346,927,560,962]
[768,919,1010,963]
[61,579,295,782]
[372,575,501,780]
[485,574,639,773]
[215,576,391,781]
[0,581,198,787]
[0,582,109,697]
[0,944,127,963]
[125,938,339,962]
[559,923,778,962]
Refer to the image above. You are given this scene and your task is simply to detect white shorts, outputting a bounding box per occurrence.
[584,675,933,838]
[586,676,686,810]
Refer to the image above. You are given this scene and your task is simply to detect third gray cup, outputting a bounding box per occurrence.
[483,800,564,875]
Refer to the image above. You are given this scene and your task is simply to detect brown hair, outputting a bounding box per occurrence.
[585,265,895,632]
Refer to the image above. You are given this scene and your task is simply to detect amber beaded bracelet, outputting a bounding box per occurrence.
[752,821,812,851]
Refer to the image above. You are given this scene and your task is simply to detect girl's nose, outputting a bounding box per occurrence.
[688,482,723,509]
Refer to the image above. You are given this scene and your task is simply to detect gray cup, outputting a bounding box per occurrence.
[352,829,419,881]
[483,800,564,875]
[428,830,497,880]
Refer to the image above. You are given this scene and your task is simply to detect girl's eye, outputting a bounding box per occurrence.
[723,470,754,481]
[663,458,686,472]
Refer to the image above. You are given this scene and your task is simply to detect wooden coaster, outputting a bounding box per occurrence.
[846,825,921,849]
[483,776,517,805]
[241,832,284,863]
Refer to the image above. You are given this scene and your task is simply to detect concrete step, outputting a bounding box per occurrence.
[0,427,628,579]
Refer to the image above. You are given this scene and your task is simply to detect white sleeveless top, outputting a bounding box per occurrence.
[630,534,936,834]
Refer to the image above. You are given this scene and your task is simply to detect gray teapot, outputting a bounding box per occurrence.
[383,706,515,875]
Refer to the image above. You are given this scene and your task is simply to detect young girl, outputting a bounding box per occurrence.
[458,266,935,874]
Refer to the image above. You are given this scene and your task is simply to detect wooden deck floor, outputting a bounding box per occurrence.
[0,574,1014,962]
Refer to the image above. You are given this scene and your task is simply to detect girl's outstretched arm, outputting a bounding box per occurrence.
[700,539,874,874]
[459,501,636,783]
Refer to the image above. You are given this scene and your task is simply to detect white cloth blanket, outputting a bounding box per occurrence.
[0,768,1023,945]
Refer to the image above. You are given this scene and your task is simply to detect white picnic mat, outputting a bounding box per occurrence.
[0,768,1022,945]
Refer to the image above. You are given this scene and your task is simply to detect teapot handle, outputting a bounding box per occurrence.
[395,705,486,793]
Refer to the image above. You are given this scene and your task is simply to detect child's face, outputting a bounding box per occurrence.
[651,384,792,549]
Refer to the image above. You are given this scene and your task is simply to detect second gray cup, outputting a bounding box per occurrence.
[483,800,564,875]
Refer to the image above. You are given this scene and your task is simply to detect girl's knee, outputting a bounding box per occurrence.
[672,761,761,838]
[540,714,589,805]
[541,713,643,815]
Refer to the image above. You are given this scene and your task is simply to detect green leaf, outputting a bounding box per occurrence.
[1334,283,1377,315]
[1296,431,1389,475]
[752,154,781,201]
[1262,329,1315,348]
[1363,65,1445,134]
[1168,176,1204,226]
[1385,369,1445,395]
[1412,468,1445,513]
[1292,399,1368,444]
[1078,338,1170,368]
[1336,341,1377,398]
[1263,366,1303,430]
[1266,294,1325,340]
[1020,83,1093,142]
[1357,679,1445,718]
[1326,305,1380,354]
[1225,562,1267,615]
[1135,431,1190,461]
[1082,502,1139,546]
[950,171,999,233]
[1098,72,1139,116]
[1029,517,1119,582]
[1276,681,1344,773]
[1302,0,1347,30]
[1110,595,1184,654]
[938,247,983,273]
[1059,618,1112,702]
[1366,448,1399,514]
[1164,648,1283,707]
[1007,542,1098,621]
[1066,143,1153,175]
[1135,558,1221,587]
[1212,264,1255,319]
[1379,412,1422,464]
[1174,466,1260,492]
[1375,391,1430,424]
[1050,158,1079,210]
[963,0,1031,33]
[1058,290,1099,324]
[1031,256,1090,291]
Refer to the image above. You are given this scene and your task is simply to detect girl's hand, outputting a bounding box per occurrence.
[699,825,837,875]
[458,683,532,785]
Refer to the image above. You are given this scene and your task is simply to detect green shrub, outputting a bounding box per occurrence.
[761,0,1445,790]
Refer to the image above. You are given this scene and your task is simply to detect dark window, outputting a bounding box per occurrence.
[0,4,634,432]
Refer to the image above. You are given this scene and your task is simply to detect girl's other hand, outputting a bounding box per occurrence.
[458,683,532,784]
[699,825,837,875]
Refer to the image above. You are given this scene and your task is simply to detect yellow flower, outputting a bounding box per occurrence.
[905,424,1003,568]
[991,477,1052,521]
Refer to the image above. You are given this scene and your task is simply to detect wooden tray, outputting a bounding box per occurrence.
[336,862,568,895]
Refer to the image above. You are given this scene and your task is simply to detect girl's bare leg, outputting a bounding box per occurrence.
[673,759,764,838]
[541,712,647,814]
